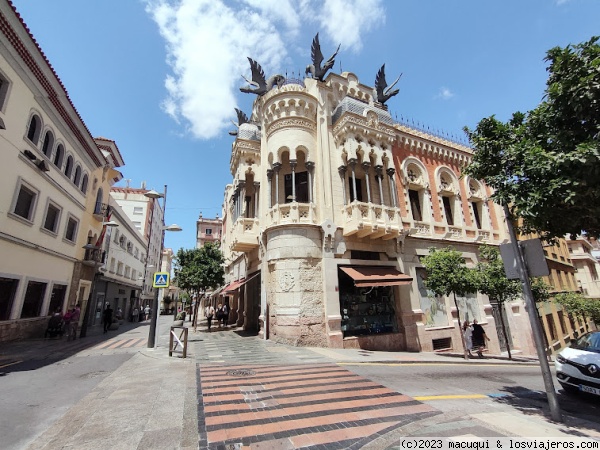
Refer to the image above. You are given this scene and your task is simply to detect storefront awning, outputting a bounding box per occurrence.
[340,266,413,287]
[223,272,260,294]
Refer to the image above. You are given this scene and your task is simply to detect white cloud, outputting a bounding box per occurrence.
[145,0,385,140]
[555,0,572,5]
[435,87,455,100]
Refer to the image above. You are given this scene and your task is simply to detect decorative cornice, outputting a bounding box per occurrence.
[266,117,316,138]
[332,113,396,143]
[0,7,103,166]
[396,128,473,166]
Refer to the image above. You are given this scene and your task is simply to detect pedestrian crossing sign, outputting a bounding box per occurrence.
[153,272,170,288]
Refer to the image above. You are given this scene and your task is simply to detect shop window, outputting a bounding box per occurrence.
[21,280,47,318]
[284,171,308,203]
[338,268,398,337]
[442,196,454,226]
[48,284,67,315]
[409,189,422,221]
[471,201,482,229]
[348,177,363,203]
[43,202,61,234]
[0,277,18,320]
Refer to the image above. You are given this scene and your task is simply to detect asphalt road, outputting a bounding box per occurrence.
[343,361,600,425]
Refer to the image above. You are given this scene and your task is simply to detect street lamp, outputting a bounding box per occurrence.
[144,185,182,348]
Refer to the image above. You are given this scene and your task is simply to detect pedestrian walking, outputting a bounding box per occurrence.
[103,304,113,334]
[471,319,490,358]
[221,301,230,327]
[462,320,473,357]
[205,304,215,331]
[144,305,150,321]
[132,307,139,322]
[216,303,224,327]
[62,308,73,339]
[68,303,81,340]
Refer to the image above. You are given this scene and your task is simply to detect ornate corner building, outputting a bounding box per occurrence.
[220,68,536,354]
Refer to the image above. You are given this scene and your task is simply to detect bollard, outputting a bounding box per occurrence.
[169,326,188,358]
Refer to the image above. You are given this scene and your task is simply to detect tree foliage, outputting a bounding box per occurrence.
[464,36,600,239]
[475,245,521,305]
[555,292,600,325]
[174,243,225,296]
[421,247,477,298]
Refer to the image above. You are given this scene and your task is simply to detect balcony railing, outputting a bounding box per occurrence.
[342,202,403,239]
[93,202,110,221]
[231,217,260,252]
[267,202,317,227]
[83,248,106,267]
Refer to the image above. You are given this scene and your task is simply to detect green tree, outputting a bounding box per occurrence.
[555,292,600,334]
[475,245,521,359]
[421,247,478,358]
[174,243,225,329]
[464,36,600,239]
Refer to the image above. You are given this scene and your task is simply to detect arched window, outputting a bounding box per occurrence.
[41,131,54,157]
[73,165,82,186]
[53,144,64,168]
[26,114,41,144]
[81,174,89,194]
[94,188,103,214]
[64,155,73,178]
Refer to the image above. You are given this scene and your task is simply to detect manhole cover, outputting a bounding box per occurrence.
[226,369,256,377]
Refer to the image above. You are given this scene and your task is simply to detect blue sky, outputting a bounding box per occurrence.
[10,0,600,252]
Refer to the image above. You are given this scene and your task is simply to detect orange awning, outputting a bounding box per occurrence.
[222,272,260,294]
[340,266,413,287]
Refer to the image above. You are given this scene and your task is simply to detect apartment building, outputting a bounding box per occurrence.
[0,1,122,341]
[219,68,536,354]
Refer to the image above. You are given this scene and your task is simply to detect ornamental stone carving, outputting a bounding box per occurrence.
[278,270,295,292]
[266,118,316,138]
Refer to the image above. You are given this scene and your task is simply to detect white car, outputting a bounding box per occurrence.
[555,331,600,396]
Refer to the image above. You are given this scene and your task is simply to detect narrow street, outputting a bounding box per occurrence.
[2,317,599,450]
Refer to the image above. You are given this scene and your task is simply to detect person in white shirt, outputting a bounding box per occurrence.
[205,304,215,331]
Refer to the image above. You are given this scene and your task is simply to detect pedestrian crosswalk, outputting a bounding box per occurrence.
[91,337,147,350]
[198,363,439,449]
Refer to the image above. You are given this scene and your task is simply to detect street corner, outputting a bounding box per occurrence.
[196,363,441,449]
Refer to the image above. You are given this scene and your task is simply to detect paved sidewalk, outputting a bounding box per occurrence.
[7,317,600,449]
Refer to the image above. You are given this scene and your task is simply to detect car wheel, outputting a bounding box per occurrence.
[559,383,579,395]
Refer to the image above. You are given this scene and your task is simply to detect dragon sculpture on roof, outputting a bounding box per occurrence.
[228,108,250,136]
[240,58,285,96]
[305,33,340,82]
[374,64,402,105]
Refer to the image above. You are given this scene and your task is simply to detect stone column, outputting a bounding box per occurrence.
[306,161,314,204]
[387,168,397,207]
[338,165,347,206]
[376,165,384,205]
[238,180,246,218]
[266,169,273,209]
[349,158,357,202]
[362,161,372,203]
[272,162,281,206]
[290,159,297,202]
[254,182,260,218]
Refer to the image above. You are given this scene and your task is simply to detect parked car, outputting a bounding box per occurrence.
[555,331,600,397]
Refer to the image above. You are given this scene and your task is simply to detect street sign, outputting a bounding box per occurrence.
[153,272,170,288]
[500,238,550,280]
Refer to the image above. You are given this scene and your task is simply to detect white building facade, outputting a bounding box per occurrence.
[220,70,536,355]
